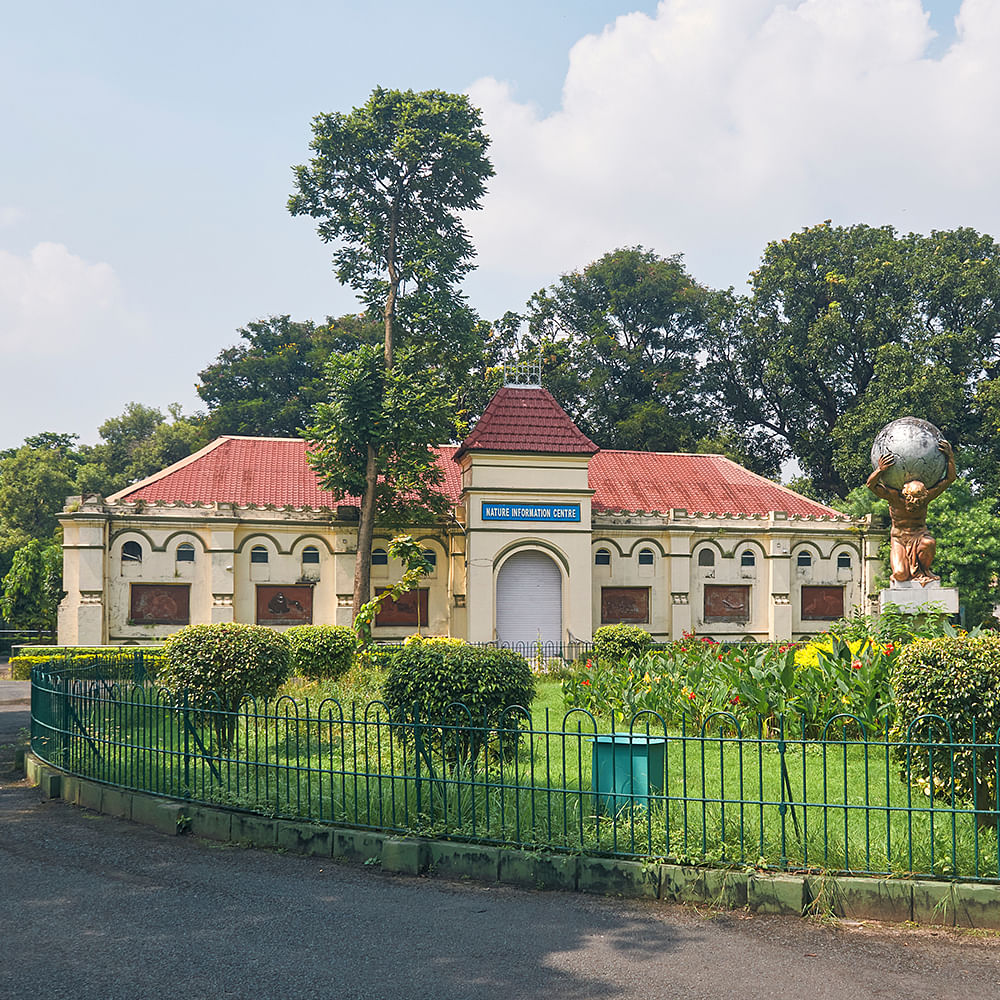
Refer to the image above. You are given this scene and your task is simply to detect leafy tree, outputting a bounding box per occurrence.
[705,223,1000,498]
[305,346,455,620]
[0,445,76,554]
[290,87,493,619]
[926,483,1000,628]
[197,313,381,437]
[289,87,493,370]
[74,403,209,497]
[520,247,711,452]
[1,539,63,631]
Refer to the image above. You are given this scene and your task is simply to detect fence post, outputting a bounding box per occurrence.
[413,703,422,816]
[132,649,144,685]
[182,689,191,796]
[777,715,788,870]
[59,673,70,769]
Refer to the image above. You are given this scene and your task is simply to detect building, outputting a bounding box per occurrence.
[57,385,883,648]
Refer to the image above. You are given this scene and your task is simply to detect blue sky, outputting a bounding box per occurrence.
[0,1,984,449]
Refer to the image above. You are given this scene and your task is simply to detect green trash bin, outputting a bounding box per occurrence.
[591,734,666,813]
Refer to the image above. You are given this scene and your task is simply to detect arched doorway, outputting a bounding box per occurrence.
[495,549,563,653]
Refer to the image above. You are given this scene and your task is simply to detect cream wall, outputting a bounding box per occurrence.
[57,489,883,647]
[459,450,594,646]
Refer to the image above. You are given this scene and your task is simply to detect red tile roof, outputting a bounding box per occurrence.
[588,450,840,517]
[454,387,598,460]
[110,436,840,518]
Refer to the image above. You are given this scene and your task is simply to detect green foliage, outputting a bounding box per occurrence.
[705,222,1000,498]
[289,87,493,352]
[353,535,431,652]
[161,624,291,745]
[593,624,653,664]
[197,314,380,437]
[925,481,1000,627]
[828,602,963,644]
[284,624,356,681]
[307,348,455,519]
[1,540,63,631]
[520,247,713,452]
[382,640,535,761]
[890,634,1000,820]
[291,88,493,619]
[0,445,76,551]
[74,402,209,498]
[565,633,898,735]
[9,648,166,681]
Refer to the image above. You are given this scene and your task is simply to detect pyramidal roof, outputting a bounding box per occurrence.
[454,386,598,461]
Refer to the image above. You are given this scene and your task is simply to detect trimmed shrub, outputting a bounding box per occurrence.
[593,624,653,665]
[285,625,356,681]
[10,647,166,681]
[161,624,291,746]
[890,633,1000,822]
[382,641,535,762]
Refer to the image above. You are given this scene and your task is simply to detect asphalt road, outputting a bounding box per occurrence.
[2,701,999,1000]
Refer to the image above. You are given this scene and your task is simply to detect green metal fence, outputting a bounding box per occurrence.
[30,666,1000,882]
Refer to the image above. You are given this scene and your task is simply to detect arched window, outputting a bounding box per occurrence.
[176,542,195,563]
[121,541,142,563]
[371,548,388,566]
[797,551,812,568]
[250,545,269,564]
[697,549,715,567]
[740,550,756,567]
[302,546,320,565]
[638,548,654,566]
[594,548,611,566]
[837,553,851,570]
[422,549,437,568]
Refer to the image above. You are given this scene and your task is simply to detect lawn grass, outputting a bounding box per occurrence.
[30,673,1000,881]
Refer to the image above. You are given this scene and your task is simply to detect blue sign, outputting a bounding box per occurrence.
[481,501,581,522]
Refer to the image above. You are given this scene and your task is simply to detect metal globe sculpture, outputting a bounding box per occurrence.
[870,417,948,492]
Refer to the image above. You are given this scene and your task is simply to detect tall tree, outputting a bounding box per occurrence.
[520,248,713,453]
[197,314,381,437]
[706,223,1000,498]
[289,88,493,619]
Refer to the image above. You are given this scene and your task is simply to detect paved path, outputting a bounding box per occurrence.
[1,702,999,1000]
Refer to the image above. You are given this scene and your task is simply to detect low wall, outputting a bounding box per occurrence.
[25,753,1000,929]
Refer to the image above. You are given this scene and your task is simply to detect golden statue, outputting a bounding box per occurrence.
[866,436,955,586]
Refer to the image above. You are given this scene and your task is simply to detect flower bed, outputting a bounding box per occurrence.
[563,631,898,736]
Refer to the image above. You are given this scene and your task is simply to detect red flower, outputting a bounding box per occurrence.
[582,678,591,686]
[885,643,895,654]
[586,659,592,669]
[687,691,697,701]
[718,654,724,661]
[730,696,740,705]
[852,661,862,670]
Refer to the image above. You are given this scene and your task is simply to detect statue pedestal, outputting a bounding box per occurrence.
[879,581,959,615]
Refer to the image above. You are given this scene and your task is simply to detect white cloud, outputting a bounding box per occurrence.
[0,242,144,357]
[466,0,1000,297]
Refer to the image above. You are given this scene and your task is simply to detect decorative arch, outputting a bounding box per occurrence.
[590,537,626,557]
[623,537,668,558]
[494,546,564,650]
[235,534,284,555]
[493,538,571,577]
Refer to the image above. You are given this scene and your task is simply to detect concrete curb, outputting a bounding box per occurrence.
[23,754,1000,929]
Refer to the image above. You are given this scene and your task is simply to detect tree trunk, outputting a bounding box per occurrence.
[352,442,379,625]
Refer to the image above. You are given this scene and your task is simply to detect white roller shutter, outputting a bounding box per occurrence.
[496,550,562,651]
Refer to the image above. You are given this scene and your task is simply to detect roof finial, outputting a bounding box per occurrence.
[503,345,542,388]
